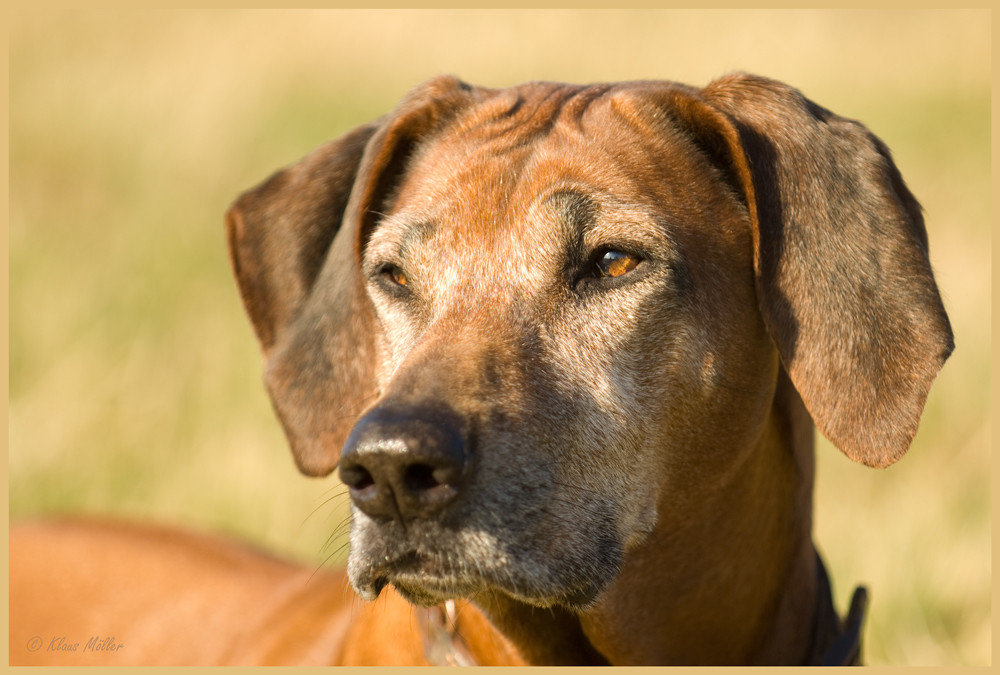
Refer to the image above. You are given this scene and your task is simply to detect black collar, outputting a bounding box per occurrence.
[810,550,869,666]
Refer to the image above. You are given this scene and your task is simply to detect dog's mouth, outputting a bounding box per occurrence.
[346,515,621,611]
[355,554,606,610]
[352,548,486,606]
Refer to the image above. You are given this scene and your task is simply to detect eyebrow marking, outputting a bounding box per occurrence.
[398,220,439,260]
[543,189,598,230]
[543,190,599,263]
[540,190,602,282]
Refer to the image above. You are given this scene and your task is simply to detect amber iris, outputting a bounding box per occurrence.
[595,251,639,278]
[387,265,407,286]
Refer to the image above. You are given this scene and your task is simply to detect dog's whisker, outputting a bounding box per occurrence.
[320,520,353,555]
[301,491,351,528]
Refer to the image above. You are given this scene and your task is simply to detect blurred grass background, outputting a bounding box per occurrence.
[8,9,990,665]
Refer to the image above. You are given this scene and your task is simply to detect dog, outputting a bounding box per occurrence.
[9,73,953,665]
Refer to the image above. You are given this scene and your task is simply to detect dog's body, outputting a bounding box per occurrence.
[9,74,952,665]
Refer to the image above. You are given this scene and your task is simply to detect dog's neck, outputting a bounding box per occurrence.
[457,368,820,665]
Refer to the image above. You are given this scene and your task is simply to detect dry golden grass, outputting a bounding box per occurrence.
[9,9,990,665]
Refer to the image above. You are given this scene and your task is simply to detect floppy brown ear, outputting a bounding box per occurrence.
[226,123,380,356]
[669,73,953,468]
[226,122,383,476]
[226,76,480,476]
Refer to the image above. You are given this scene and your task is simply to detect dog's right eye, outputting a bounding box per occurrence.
[573,247,648,293]
[594,250,640,278]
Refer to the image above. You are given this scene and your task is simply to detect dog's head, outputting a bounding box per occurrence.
[227,75,952,612]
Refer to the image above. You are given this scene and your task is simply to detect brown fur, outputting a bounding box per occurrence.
[9,74,952,665]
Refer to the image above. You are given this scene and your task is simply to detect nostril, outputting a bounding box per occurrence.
[340,464,375,492]
[403,462,463,505]
[403,463,441,492]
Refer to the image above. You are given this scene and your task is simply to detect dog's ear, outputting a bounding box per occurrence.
[665,73,953,468]
[226,123,379,356]
[226,76,479,476]
[226,123,381,477]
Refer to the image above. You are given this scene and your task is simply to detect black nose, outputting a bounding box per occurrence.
[338,403,469,523]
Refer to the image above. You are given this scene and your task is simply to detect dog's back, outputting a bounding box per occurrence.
[9,519,355,665]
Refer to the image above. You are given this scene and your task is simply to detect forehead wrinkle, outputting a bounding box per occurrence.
[459,82,590,151]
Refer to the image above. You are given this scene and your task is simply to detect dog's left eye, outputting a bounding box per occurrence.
[593,250,640,278]
[382,264,407,287]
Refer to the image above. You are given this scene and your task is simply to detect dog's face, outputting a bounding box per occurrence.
[348,89,777,607]
[227,75,952,617]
